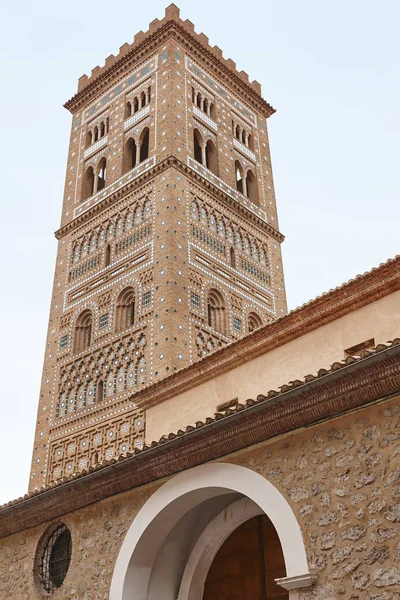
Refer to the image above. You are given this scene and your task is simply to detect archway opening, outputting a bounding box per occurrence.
[82,166,95,200]
[110,463,312,600]
[247,169,259,205]
[203,514,287,600]
[123,138,137,173]
[139,128,150,162]
[205,140,219,176]
[193,129,203,165]
[97,158,107,192]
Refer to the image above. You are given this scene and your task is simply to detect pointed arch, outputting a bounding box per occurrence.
[208,212,217,234]
[97,380,106,403]
[248,312,263,332]
[207,288,226,335]
[139,127,150,163]
[248,133,254,151]
[73,310,92,354]
[123,137,137,173]
[246,169,259,205]
[105,244,111,266]
[115,287,136,332]
[235,160,244,194]
[82,166,95,200]
[193,128,203,165]
[205,139,218,176]
[230,247,236,268]
[97,157,107,192]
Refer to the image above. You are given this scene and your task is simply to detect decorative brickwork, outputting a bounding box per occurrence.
[28,5,286,495]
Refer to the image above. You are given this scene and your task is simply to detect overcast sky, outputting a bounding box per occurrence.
[0,0,398,505]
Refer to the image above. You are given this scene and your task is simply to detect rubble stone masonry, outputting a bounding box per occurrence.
[1,396,399,599]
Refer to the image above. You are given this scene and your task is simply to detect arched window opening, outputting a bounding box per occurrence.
[115,287,136,332]
[100,122,105,137]
[203,514,288,600]
[207,289,226,335]
[85,130,92,148]
[106,117,109,133]
[196,92,202,108]
[97,380,105,403]
[230,247,236,268]
[192,87,196,103]
[122,138,137,173]
[139,128,149,163]
[97,158,107,192]
[133,97,139,113]
[140,91,146,109]
[248,312,263,333]
[73,310,92,354]
[94,126,99,142]
[235,125,240,140]
[209,102,215,119]
[205,140,219,176]
[247,169,259,205]
[105,244,111,267]
[82,166,95,200]
[147,86,151,103]
[235,161,244,194]
[125,102,132,119]
[248,133,254,150]
[193,129,203,165]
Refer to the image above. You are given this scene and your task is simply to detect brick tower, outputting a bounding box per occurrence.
[29,4,287,491]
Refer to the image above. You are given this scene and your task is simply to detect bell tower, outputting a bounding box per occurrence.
[29,4,287,491]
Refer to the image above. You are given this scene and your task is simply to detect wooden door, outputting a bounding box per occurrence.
[203,515,288,600]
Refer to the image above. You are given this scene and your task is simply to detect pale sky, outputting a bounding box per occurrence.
[0,0,399,505]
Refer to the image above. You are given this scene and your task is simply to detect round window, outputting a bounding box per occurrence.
[38,523,72,594]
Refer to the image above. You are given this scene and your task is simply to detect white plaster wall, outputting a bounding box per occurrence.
[146,291,400,442]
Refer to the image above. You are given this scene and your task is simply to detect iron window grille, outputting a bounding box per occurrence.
[39,524,72,593]
[191,292,200,307]
[100,313,109,329]
[233,317,242,332]
[60,335,69,349]
[142,291,151,307]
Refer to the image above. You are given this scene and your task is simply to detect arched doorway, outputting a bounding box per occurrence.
[203,514,287,600]
[110,463,315,600]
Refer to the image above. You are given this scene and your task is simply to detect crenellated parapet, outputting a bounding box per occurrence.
[64,4,274,116]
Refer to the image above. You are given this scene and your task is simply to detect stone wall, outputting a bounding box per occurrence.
[1,396,399,599]
[234,397,400,600]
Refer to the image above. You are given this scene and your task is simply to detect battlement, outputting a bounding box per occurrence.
[65,4,269,113]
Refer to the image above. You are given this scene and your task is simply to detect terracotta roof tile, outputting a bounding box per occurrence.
[1,337,398,511]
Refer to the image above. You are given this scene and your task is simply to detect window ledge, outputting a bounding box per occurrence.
[233,138,256,162]
[124,105,150,131]
[193,105,218,131]
[84,136,108,159]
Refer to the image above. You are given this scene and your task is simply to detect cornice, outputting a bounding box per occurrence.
[0,343,398,539]
[128,254,400,412]
[55,156,284,242]
[64,21,275,118]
